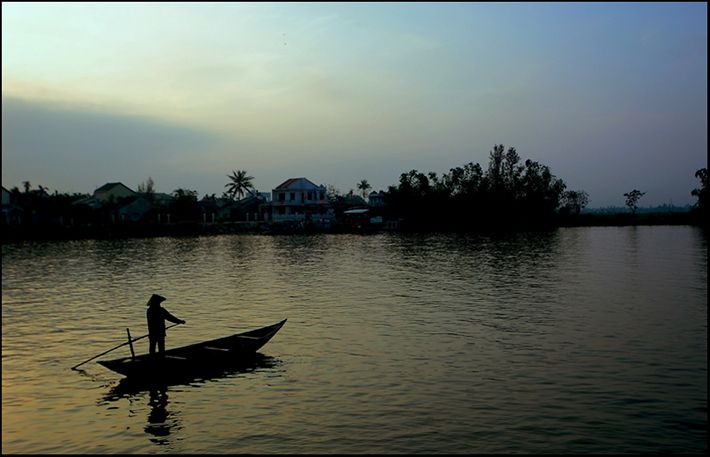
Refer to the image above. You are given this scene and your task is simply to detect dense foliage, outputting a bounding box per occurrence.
[384,145,567,229]
[4,151,705,238]
[691,168,707,219]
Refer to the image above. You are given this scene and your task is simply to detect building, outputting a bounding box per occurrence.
[270,177,331,223]
[232,194,269,222]
[368,191,386,207]
[93,182,137,203]
[118,197,153,222]
[148,192,173,207]
[1,186,10,207]
[1,186,21,224]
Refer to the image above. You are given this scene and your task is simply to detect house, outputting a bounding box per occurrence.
[1,186,23,224]
[342,208,371,230]
[145,192,173,208]
[1,186,25,225]
[342,208,384,232]
[1,186,10,207]
[93,182,137,203]
[368,191,386,207]
[270,177,331,223]
[118,197,153,222]
[341,192,367,208]
[254,191,272,202]
[198,196,235,222]
[232,194,269,221]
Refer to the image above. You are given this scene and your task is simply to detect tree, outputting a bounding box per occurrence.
[326,184,341,201]
[357,179,371,199]
[172,188,198,199]
[517,159,566,217]
[691,168,708,216]
[562,190,590,215]
[502,147,522,193]
[225,170,254,200]
[137,177,155,196]
[623,189,646,215]
[170,188,199,221]
[487,144,505,191]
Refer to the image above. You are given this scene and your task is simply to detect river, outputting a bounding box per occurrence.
[1,226,707,453]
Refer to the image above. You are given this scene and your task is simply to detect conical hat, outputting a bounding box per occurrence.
[147,294,166,306]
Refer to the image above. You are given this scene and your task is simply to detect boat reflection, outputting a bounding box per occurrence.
[99,353,280,446]
[103,353,280,397]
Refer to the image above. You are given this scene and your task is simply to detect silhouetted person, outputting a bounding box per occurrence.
[146,294,185,357]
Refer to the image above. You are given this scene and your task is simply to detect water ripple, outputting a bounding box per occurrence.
[2,227,707,453]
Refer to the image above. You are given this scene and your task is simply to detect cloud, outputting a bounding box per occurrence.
[1,96,229,193]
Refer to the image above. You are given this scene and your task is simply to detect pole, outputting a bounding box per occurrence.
[71,322,182,370]
[126,328,136,361]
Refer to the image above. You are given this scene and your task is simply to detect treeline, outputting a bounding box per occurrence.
[4,186,93,226]
[383,145,572,230]
[4,145,707,238]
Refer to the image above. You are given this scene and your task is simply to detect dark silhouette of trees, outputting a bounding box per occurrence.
[357,179,371,199]
[562,190,590,215]
[4,181,91,227]
[12,160,710,240]
[225,170,254,200]
[623,189,646,215]
[326,184,341,202]
[691,168,707,223]
[170,188,199,221]
[137,177,155,197]
[385,145,567,230]
[384,169,445,228]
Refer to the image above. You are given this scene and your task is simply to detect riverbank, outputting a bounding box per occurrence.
[1,211,705,243]
[558,211,702,227]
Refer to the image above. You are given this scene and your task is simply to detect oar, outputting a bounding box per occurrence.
[71,322,183,370]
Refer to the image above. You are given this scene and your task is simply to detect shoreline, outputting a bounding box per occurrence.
[1,212,705,244]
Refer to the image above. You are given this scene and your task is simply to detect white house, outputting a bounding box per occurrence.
[270,177,331,223]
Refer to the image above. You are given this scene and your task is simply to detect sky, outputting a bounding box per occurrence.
[2,2,707,207]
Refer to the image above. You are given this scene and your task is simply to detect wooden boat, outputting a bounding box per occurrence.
[103,353,279,397]
[97,319,286,378]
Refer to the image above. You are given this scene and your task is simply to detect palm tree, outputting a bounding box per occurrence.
[225,170,254,200]
[357,179,371,200]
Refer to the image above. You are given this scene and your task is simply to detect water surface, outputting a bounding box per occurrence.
[2,226,707,453]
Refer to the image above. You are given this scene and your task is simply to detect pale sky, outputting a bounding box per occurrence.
[2,2,707,207]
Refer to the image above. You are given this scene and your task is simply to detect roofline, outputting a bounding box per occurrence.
[95,182,136,193]
[273,177,324,190]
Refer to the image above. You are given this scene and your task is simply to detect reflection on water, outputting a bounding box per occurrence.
[145,388,175,445]
[103,353,280,398]
[100,354,280,447]
[2,228,707,454]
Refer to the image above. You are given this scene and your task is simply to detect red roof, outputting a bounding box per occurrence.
[273,177,322,191]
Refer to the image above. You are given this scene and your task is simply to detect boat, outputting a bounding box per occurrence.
[97,318,287,378]
[102,353,280,396]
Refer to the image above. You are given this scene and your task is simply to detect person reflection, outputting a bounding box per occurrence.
[144,387,172,444]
